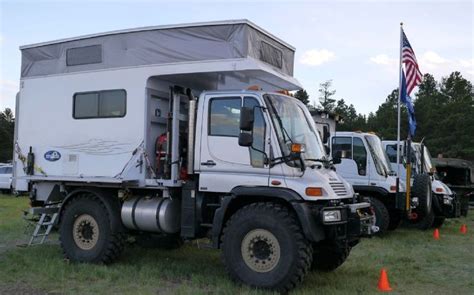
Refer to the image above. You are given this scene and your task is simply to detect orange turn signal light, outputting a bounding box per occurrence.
[435,187,443,193]
[306,187,323,197]
[247,85,262,91]
[291,143,303,153]
[390,185,397,192]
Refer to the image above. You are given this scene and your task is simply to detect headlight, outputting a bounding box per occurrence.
[443,195,453,204]
[323,210,342,222]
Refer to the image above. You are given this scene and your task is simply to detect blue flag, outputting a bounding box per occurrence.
[401,71,416,136]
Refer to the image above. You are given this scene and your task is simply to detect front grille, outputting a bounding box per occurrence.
[330,182,348,196]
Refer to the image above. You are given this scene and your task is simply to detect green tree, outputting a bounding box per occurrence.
[415,72,474,159]
[0,108,15,162]
[318,80,336,112]
[294,89,310,105]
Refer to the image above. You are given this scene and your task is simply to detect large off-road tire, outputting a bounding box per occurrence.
[59,193,125,264]
[387,210,403,230]
[412,174,433,216]
[135,233,184,250]
[368,197,390,235]
[410,174,434,230]
[431,216,446,228]
[221,202,312,293]
[311,240,350,272]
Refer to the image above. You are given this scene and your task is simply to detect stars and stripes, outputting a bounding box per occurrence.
[402,30,422,95]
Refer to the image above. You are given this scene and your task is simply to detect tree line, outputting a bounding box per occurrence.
[295,71,474,160]
[0,71,472,162]
[0,108,14,163]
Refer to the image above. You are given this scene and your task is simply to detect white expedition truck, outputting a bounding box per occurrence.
[383,140,461,228]
[13,20,375,292]
[329,132,433,234]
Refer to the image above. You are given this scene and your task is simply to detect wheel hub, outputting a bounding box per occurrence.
[241,229,281,273]
[73,214,99,250]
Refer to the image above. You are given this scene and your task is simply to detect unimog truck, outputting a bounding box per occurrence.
[328,132,433,234]
[383,140,461,227]
[13,20,375,292]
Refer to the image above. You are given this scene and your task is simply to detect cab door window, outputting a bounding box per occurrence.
[244,97,266,168]
[332,136,367,176]
[332,137,352,159]
[353,137,367,175]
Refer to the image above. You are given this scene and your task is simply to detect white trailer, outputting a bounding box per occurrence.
[13,20,375,292]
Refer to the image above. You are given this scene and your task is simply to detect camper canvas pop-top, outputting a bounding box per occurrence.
[14,20,375,292]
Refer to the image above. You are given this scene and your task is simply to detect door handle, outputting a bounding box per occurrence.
[201,160,216,166]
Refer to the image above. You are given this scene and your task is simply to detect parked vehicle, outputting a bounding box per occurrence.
[13,20,375,292]
[0,164,13,193]
[432,157,473,216]
[328,132,433,234]
[383,140,461,227]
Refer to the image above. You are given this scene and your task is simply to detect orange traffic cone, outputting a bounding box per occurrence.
[460,224,467,234]
[377,268,393,292]
[433,228,440,240]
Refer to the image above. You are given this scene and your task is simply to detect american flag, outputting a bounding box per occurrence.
[402,30,422,95]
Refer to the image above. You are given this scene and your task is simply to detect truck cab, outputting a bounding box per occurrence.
[329,132,406,234]
[382,140,461,227]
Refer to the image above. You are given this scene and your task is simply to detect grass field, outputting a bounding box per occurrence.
[0,194,473,294]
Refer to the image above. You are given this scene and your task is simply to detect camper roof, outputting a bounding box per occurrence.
[20,19,297,81]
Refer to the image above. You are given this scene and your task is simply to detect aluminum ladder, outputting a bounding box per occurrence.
[28,206,59,246]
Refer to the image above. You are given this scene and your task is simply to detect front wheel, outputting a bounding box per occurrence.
[368,197,390,235]
[221,202,312,293]
[311,240,350,272]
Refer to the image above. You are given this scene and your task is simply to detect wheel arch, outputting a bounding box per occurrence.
[211,186,325,248]
[57,187,121,226]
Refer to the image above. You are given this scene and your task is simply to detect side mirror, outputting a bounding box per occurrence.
[240,107,254,131]
[322,126,330,144]
[238,132,253,147]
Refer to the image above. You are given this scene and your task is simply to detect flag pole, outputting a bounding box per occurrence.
[396,22,403,210]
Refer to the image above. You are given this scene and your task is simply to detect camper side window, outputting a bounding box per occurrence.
[73,90,126,119]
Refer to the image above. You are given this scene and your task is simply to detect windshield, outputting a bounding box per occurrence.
[414,143,434,174]
[365,135,392,176]
[264,94,326,165]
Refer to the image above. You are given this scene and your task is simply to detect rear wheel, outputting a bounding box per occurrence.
[311,240,350,272]
[221,202,312,293]
[59,193,125,264]
[368,197,390,235]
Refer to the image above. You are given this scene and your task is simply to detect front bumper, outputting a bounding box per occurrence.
[314,201,378,243]
[433,193,461,218]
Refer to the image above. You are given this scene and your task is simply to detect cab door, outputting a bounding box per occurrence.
[198,94,270,192]
[332,136,369,186]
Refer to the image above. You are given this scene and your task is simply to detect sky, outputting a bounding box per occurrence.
[0,0,473,115]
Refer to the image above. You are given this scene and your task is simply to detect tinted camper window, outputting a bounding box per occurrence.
[73,90,126,119]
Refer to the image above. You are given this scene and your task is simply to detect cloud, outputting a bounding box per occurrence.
[299,49,336,66]
[0,79,19,110]
[370,51,473,80]
[370,54,397,66]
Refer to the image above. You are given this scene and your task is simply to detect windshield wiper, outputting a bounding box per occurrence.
[305,158,334,169]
